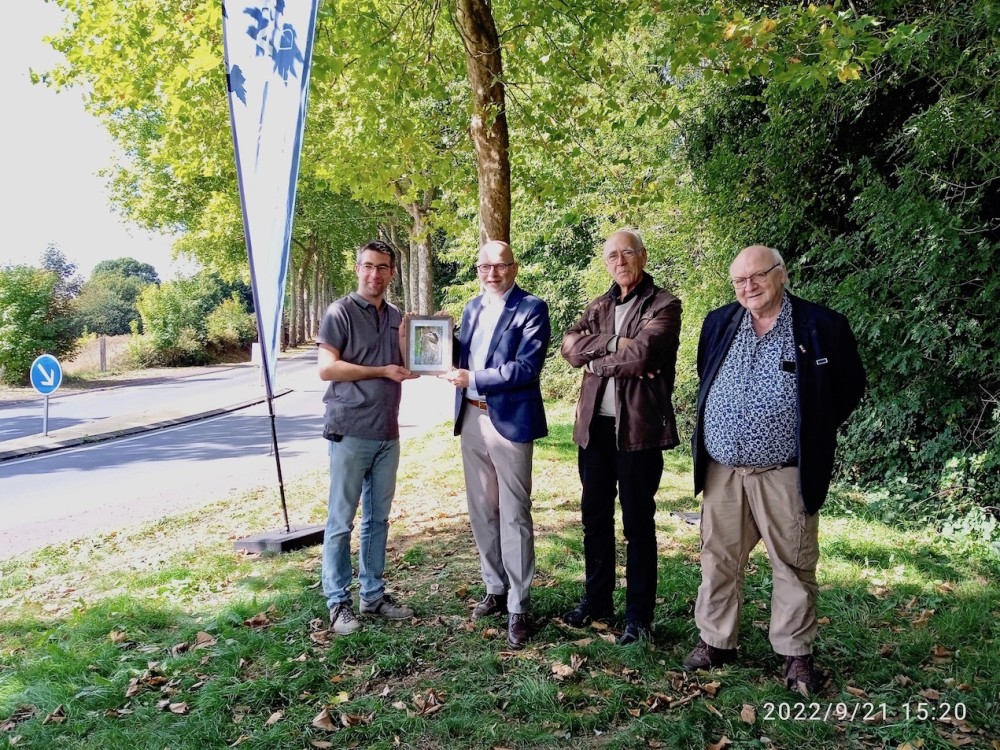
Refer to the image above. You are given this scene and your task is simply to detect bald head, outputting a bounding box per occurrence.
[477,240,518,296]
[729,244,788,320]
[730,245,783,276]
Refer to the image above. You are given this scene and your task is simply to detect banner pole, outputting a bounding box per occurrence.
[259,344,291,534]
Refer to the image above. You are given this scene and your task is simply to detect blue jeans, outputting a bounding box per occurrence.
[322,436,400,609]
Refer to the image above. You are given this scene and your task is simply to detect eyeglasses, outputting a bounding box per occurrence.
[731,262,782,288]
[476,262,516,273]
[359,262,392,273]
[603,248,640,264]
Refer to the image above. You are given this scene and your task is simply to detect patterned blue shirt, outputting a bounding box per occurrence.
[703,293,798,467]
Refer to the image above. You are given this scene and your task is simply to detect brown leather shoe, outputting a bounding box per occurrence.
[471,593,507,620]
[783,655,823,695]
[507,613,530,649]
[682,638,737,671]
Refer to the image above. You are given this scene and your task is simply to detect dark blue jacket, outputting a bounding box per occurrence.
[453,284,550,443]
[693,293,866,514]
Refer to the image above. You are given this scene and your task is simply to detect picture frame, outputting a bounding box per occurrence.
[403,315,454,374]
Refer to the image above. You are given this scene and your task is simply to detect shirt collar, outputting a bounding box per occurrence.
[482,285,515,308]
[740,292,792,335]
[609,272,651,305]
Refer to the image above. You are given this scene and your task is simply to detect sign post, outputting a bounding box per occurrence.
[30,354,63,436]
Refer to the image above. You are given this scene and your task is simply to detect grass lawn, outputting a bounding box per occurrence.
[1,403,998,749]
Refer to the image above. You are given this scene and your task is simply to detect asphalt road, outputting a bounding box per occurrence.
[0,357,454,560]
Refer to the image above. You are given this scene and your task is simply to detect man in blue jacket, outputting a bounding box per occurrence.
[442,240,551,649]
[683,244,865,694]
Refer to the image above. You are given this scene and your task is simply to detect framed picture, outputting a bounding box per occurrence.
[403,315,454,374]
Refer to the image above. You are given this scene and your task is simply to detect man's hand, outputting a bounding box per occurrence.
[618,336,633,349]
[440,368,471,388]
[384,364,418,382]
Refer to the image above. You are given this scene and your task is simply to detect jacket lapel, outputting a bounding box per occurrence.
[486,285,523,361]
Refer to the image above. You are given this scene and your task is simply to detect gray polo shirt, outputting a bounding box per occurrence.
[703,293,798,467]
[317,292,403,440]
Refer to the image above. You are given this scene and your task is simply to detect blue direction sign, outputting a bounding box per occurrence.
[30,354,63,395]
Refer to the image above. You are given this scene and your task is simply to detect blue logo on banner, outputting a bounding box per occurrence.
[30,354,63,395]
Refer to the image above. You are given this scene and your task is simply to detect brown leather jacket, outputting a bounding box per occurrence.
[561,273,682,451]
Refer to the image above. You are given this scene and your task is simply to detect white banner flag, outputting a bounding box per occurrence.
[223,0,319,397]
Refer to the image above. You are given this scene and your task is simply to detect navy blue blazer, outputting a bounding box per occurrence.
[693,293,866,514]
[453,284,551,443]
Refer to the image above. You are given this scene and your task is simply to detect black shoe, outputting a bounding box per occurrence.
[562,600,613,628]
[618,621,650,646]
[508,613,530,649]
[471,592,507,620]
[783,654,823,695]
[682,638,737,671]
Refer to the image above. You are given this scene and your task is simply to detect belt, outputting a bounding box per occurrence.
[465,397,488,410]
[729,460,797,476]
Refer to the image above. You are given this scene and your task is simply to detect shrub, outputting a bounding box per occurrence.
[0,265,79,385]
[205,295,257,351]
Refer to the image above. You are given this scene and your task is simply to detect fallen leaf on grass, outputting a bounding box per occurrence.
[705,703,723,718]
[340,712,373,727]
[42,705,67,724]
[645,693,673,712]
[551,663,575,680]
[880,644,896,657]
[897,741,925,750]
[228,735,250,747]
[702,681,721,697]
[845,685,869,699]
[0,706,38,731]
[264,710,283,727]
[243,605,277,629]
[930,645,954,663]
[936,728,974,746]
[920,688,941,701]
[410,689,446,716]
[740,704,756,723]
[309,741,333,749]
[194,631,217,649]
[109,630,128,643]
[627,707,641,718]
[707,737,732,750]
[912,609,935,626]
[816,616,831,625]
[312,707,337,731]
[168,702,189,715]
[573,638,594,647]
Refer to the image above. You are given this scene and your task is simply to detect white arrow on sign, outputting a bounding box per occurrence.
[36,363,56,387]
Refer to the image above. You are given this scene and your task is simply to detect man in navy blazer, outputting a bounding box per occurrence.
[683,244,865,694]
[442,240,551,649]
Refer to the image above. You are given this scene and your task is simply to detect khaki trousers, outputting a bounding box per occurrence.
[695,460,819,656]
[460,406,535,614]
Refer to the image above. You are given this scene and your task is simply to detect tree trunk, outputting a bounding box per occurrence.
[296,244,315,346]
[455,0,511,245]
[311,259,321,338]
[405,189,436,314]
[287,252,297,347]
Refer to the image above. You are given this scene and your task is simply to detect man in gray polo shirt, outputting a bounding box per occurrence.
[317,240,418,634]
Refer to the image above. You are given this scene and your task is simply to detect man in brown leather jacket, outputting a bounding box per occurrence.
[561,229,682,645]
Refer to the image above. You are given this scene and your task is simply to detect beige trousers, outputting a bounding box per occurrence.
[460,406,535,614]
[694,460,820,656]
